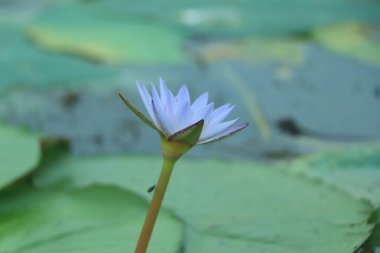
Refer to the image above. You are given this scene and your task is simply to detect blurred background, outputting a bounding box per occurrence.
[0,0,379,160]
[0,0,380,252]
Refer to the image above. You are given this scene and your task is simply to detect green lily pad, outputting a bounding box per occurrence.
[196,38,305,66]
[0,185,183,253]
[86,0,380,36]
[291,143,380,206]
[0,21,117,90]
[0,123,40,189]
[34,153,374,253]
[313,23,380,67]
[27,6,186,64]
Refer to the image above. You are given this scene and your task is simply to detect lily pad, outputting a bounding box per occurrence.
[85,0,380,36]
[291,143,380,206]
[313,23,380,67]
[0,185,184,253]
[0,21,117,90]
[0,123,40,189]
[195,38,305,66]
[27,6,186,64]
[34,153,374,253]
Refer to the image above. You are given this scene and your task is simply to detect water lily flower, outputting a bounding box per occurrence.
[120,78,247,149]
[119,78,248,253]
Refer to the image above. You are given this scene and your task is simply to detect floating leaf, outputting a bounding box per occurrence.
[0,21,117,90]
[291,143,380,206]
[27,6,186,64]
[196,38,305,66]
[0,185,184,253]
[86,0,380,36]
[34,152,374,253]
[0,123,40,189]
[313,23,380,67]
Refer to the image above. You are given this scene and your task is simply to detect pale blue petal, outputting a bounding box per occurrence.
[208,104,234,126]
[191,102,214,124]
[173,101,191,131]
[198,122,248,144]
[152,98,176,135]
[151,99,166,133]
[151,84,176,134]
[151,83,163,107]
[165,88,175,121]
[159,78,168,107]
[200,118,239,141]
[191,92,208,111]
[157,81,174,118]
[137,81,150,110]
[137,82,159,127]
[176,85,190,104]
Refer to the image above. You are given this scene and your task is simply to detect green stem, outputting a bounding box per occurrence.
[135,158,176,253]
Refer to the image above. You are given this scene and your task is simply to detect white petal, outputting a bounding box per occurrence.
[165,88,175,121]
[200,118,239,141]
[137,82,150,110]
[175,85,190,104]
[198,122,248,144]
[190,102,214,124]
[159,78,177,120]
[151,84,163,107]
[136,82,159,127]
[151,85,175,134]
[208,104,234,126]
[202,102,215,125]
[151,99,166,133]
[159,78,168,107]
[191,92,208,111]
[173,101,191,131]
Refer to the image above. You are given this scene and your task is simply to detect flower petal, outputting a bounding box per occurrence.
[159,78,168,107]
[191,92,208,111]
[151,83,163,108]
[200,118,239,141]
[137,82,159,127]
[207,104,234,126]
[191,102,214,124]
[175,85,190,105]
[198,122,249,144]
[160,79,175,120]
[151,99,171,135]
[153,85,178,134]
[173,100,191,132]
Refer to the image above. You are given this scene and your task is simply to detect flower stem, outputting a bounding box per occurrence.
[135,158,176,253]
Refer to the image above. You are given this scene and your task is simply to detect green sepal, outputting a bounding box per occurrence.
[118,93,164,135]
[168,120,204,146]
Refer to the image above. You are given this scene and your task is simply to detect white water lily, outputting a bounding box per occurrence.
[135,78,248,144]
